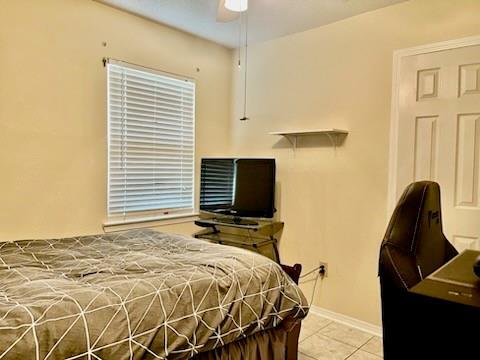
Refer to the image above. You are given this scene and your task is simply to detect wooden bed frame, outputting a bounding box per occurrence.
[283,263,303,360]
[285,322,302,359]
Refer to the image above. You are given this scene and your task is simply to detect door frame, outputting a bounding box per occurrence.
[387,35,480,216]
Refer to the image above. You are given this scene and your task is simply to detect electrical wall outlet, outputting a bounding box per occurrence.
[319,262,328,277]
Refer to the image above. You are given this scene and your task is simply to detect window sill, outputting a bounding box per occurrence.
[103,213,199,233]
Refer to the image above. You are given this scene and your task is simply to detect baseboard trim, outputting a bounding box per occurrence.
[309,305,383,337]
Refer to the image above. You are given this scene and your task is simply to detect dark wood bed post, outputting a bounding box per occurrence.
[281,263,303,360]
[285,322,301,359]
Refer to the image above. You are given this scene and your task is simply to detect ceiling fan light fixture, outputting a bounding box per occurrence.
[224,0,248,12]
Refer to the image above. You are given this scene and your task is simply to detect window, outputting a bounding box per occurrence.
[107,60,195,223]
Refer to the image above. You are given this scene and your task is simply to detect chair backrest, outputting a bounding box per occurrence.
[379,181,457,289]
[379,181,458,359]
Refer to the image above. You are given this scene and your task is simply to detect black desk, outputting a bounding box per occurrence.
[411,249,480,307]
[409,250,480,358]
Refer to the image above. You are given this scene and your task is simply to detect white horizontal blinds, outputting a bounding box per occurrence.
[200,159,235,209]
[107,61,195,219]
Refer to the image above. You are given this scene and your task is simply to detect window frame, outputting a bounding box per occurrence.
[105,59,196,226]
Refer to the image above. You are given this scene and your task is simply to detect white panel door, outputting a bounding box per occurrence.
[396,45,480,251]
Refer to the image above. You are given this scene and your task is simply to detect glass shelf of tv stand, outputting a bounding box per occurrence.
[194,230,276,247]
[193,229,280,263]
[193,217,283,263]
[194,217,284,236]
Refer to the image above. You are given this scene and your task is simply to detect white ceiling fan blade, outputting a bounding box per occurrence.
[216,0,239,22]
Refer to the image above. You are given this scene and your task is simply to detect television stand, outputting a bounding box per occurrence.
[193,217,284,263]
[213,217,258,226]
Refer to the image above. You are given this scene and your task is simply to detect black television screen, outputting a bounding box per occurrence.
[200,158,275,219]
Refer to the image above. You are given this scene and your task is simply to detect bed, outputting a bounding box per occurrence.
[0,229,308,359]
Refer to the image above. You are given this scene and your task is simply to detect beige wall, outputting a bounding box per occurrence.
[0,0,232,240]
[230,0,480,325]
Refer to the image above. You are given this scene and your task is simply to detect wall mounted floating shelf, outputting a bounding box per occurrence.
[269,129,349,150]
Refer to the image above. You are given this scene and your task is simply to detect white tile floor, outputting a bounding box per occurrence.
[298,313,383,360]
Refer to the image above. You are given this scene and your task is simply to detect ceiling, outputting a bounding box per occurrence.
[98,0,408,48]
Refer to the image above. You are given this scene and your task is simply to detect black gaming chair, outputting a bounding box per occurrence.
[379,181,458,360]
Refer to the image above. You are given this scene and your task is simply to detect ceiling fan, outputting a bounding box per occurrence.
[216,0,248,22]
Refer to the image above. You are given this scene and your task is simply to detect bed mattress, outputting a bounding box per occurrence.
[0,229,308,359]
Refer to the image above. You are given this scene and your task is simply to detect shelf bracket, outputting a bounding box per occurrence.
[285,135,298,151]
[326,133,337,149]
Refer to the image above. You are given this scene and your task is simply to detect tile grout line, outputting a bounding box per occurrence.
[312,320,375,349]
[344,336,377,360]
[344,348,361,360]
[320,332,373,350]
[299,320,333,344]
[298,351,316,360]
[357,336,375,350]
[344,348,383,360]
[357,336,384,358]
[300,316,383,359]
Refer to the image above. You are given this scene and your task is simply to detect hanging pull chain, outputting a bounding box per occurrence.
[240,11,249,121]
[238,12,242,68]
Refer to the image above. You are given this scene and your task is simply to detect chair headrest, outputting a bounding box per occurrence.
[382,181,444,255]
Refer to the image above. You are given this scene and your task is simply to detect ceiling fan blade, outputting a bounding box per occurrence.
[216,0,239,22]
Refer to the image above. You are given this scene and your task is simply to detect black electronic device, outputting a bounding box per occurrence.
[199,158,276,221]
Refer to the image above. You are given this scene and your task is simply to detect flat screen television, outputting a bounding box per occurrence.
[199,158,276,221]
